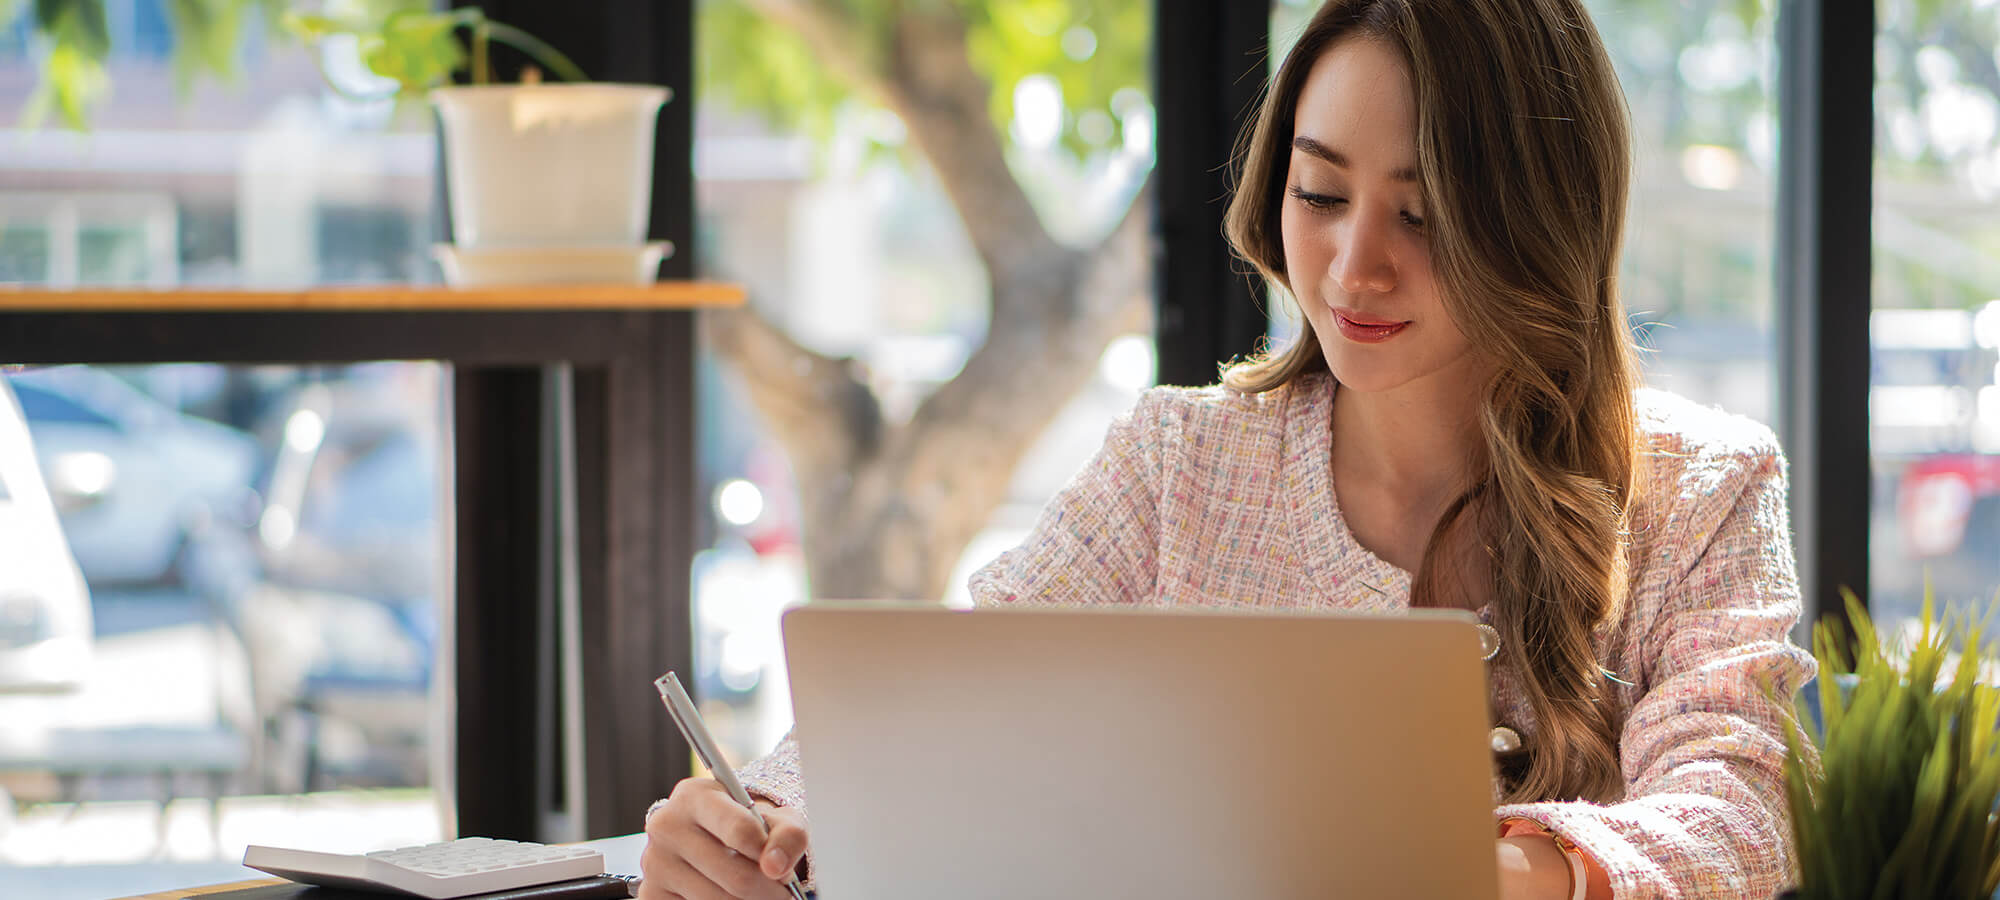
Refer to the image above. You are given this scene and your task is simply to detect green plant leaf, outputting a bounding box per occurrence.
[282,4,574,99]
[25,35,109,130]
[34,0,109,58]
[164,0,253,94]
[21,0,112,129]
[1873,728,1947,898]
[360,10,468,95]
[281,11,343,42]
[1788,584,2000,900]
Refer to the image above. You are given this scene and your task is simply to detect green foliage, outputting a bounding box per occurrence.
[20,0,111,130]
[5,0,584,130]
[284,3,586,101]
[1782,589,2000,900]
[696,0,850,146]
[13,0,285,129]
[166,0,284,93]
[697,0,1151,165]
[962,0,1150,158]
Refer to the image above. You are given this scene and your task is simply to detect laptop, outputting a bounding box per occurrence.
[780,604,1500,900]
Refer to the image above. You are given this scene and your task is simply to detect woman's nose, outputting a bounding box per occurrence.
[1333,219,1397,294]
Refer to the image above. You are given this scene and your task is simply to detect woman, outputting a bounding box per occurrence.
[641,0,1814,897]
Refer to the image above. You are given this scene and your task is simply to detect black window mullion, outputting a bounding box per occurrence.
[1775,0,1874,633]
[1154,0,1270,388]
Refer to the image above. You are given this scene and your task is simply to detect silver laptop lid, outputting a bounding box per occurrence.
[782,604,1500,900]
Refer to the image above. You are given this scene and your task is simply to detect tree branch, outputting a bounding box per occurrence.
[740,0,1064,287]
[895,174,1157,503]
[700,304,880,475]
[706,1,1158,599]
[880,10,1066,282]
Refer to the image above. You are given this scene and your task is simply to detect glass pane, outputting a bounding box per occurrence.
[1870,0,2000,631]
[77,226,151,284]
[0,225,50,282]
[0,364,451,896]
[0,0,447,890]
[1587,0,1779,427]
[693,0,1156,763]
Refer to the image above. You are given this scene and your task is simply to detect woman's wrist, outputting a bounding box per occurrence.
[1496,833,1577,900]
[1497,815,1609,900]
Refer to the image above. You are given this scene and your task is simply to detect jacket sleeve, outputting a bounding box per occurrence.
[737,731,809,815]
[1493,439,1818,899]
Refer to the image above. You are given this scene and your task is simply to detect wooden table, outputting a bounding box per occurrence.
[0,285,740,841]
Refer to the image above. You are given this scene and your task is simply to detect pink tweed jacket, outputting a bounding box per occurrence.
[737,372,1816,899]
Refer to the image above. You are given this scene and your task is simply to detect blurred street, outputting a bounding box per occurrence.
[0,589,445,899]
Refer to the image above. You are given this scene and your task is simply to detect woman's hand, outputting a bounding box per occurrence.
[639,777,809,900]
[1495,833,1574,900]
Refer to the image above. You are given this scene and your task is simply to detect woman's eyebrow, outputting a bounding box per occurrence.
[1292,135,1420,183]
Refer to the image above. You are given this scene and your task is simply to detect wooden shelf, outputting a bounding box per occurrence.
[0,282,745,312]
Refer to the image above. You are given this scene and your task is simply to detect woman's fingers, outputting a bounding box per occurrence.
[755,803,810,880]
[686,783,774,858]
[641,778,797,900]
[644,844,752,900]
[676,818,791,900]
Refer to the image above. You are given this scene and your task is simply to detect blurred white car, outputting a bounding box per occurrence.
[6,365,261,587]
[0,376,93,692]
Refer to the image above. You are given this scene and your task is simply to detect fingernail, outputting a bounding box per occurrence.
[763,847,786,869]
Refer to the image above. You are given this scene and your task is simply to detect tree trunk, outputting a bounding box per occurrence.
[708,1,1156,602]
[704,182,1151,601]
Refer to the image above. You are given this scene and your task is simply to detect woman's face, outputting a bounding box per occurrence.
[1281,36,1480,397]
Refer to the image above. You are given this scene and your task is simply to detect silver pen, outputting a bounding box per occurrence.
[655,671,810,900]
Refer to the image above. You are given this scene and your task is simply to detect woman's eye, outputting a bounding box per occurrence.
[1287,186,1344,211]
[1402,211,1427,229]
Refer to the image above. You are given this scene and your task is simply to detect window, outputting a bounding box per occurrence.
[693,0,1156,763]
[1587,0,1779,427]
[0,2,449,891]
[1870,0,2000,630]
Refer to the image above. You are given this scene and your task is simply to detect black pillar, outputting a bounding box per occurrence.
[1153,0,1270,388]
[1776,0,1874,629]
[450,0,697,841]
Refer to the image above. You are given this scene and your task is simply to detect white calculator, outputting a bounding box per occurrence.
[243,836,607,899]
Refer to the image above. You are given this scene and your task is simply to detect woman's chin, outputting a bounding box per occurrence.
[1327,372,1410,394]
[1319,339,1489,399]
[1319,348,1411,394]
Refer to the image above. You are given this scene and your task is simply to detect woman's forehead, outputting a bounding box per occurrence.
[1290,35,1418,166]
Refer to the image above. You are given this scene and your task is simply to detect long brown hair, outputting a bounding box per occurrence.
[1223,0,1639,804]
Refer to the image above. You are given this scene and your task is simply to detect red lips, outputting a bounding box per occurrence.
[1333,310,1410,343]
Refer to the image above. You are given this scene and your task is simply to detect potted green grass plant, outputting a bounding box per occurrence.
[1778,590,2000,899]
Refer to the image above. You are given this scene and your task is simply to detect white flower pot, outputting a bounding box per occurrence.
[431,241,672,286]
[431,84,671,248]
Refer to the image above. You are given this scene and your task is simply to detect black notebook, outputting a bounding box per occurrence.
[184,874,638,900]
